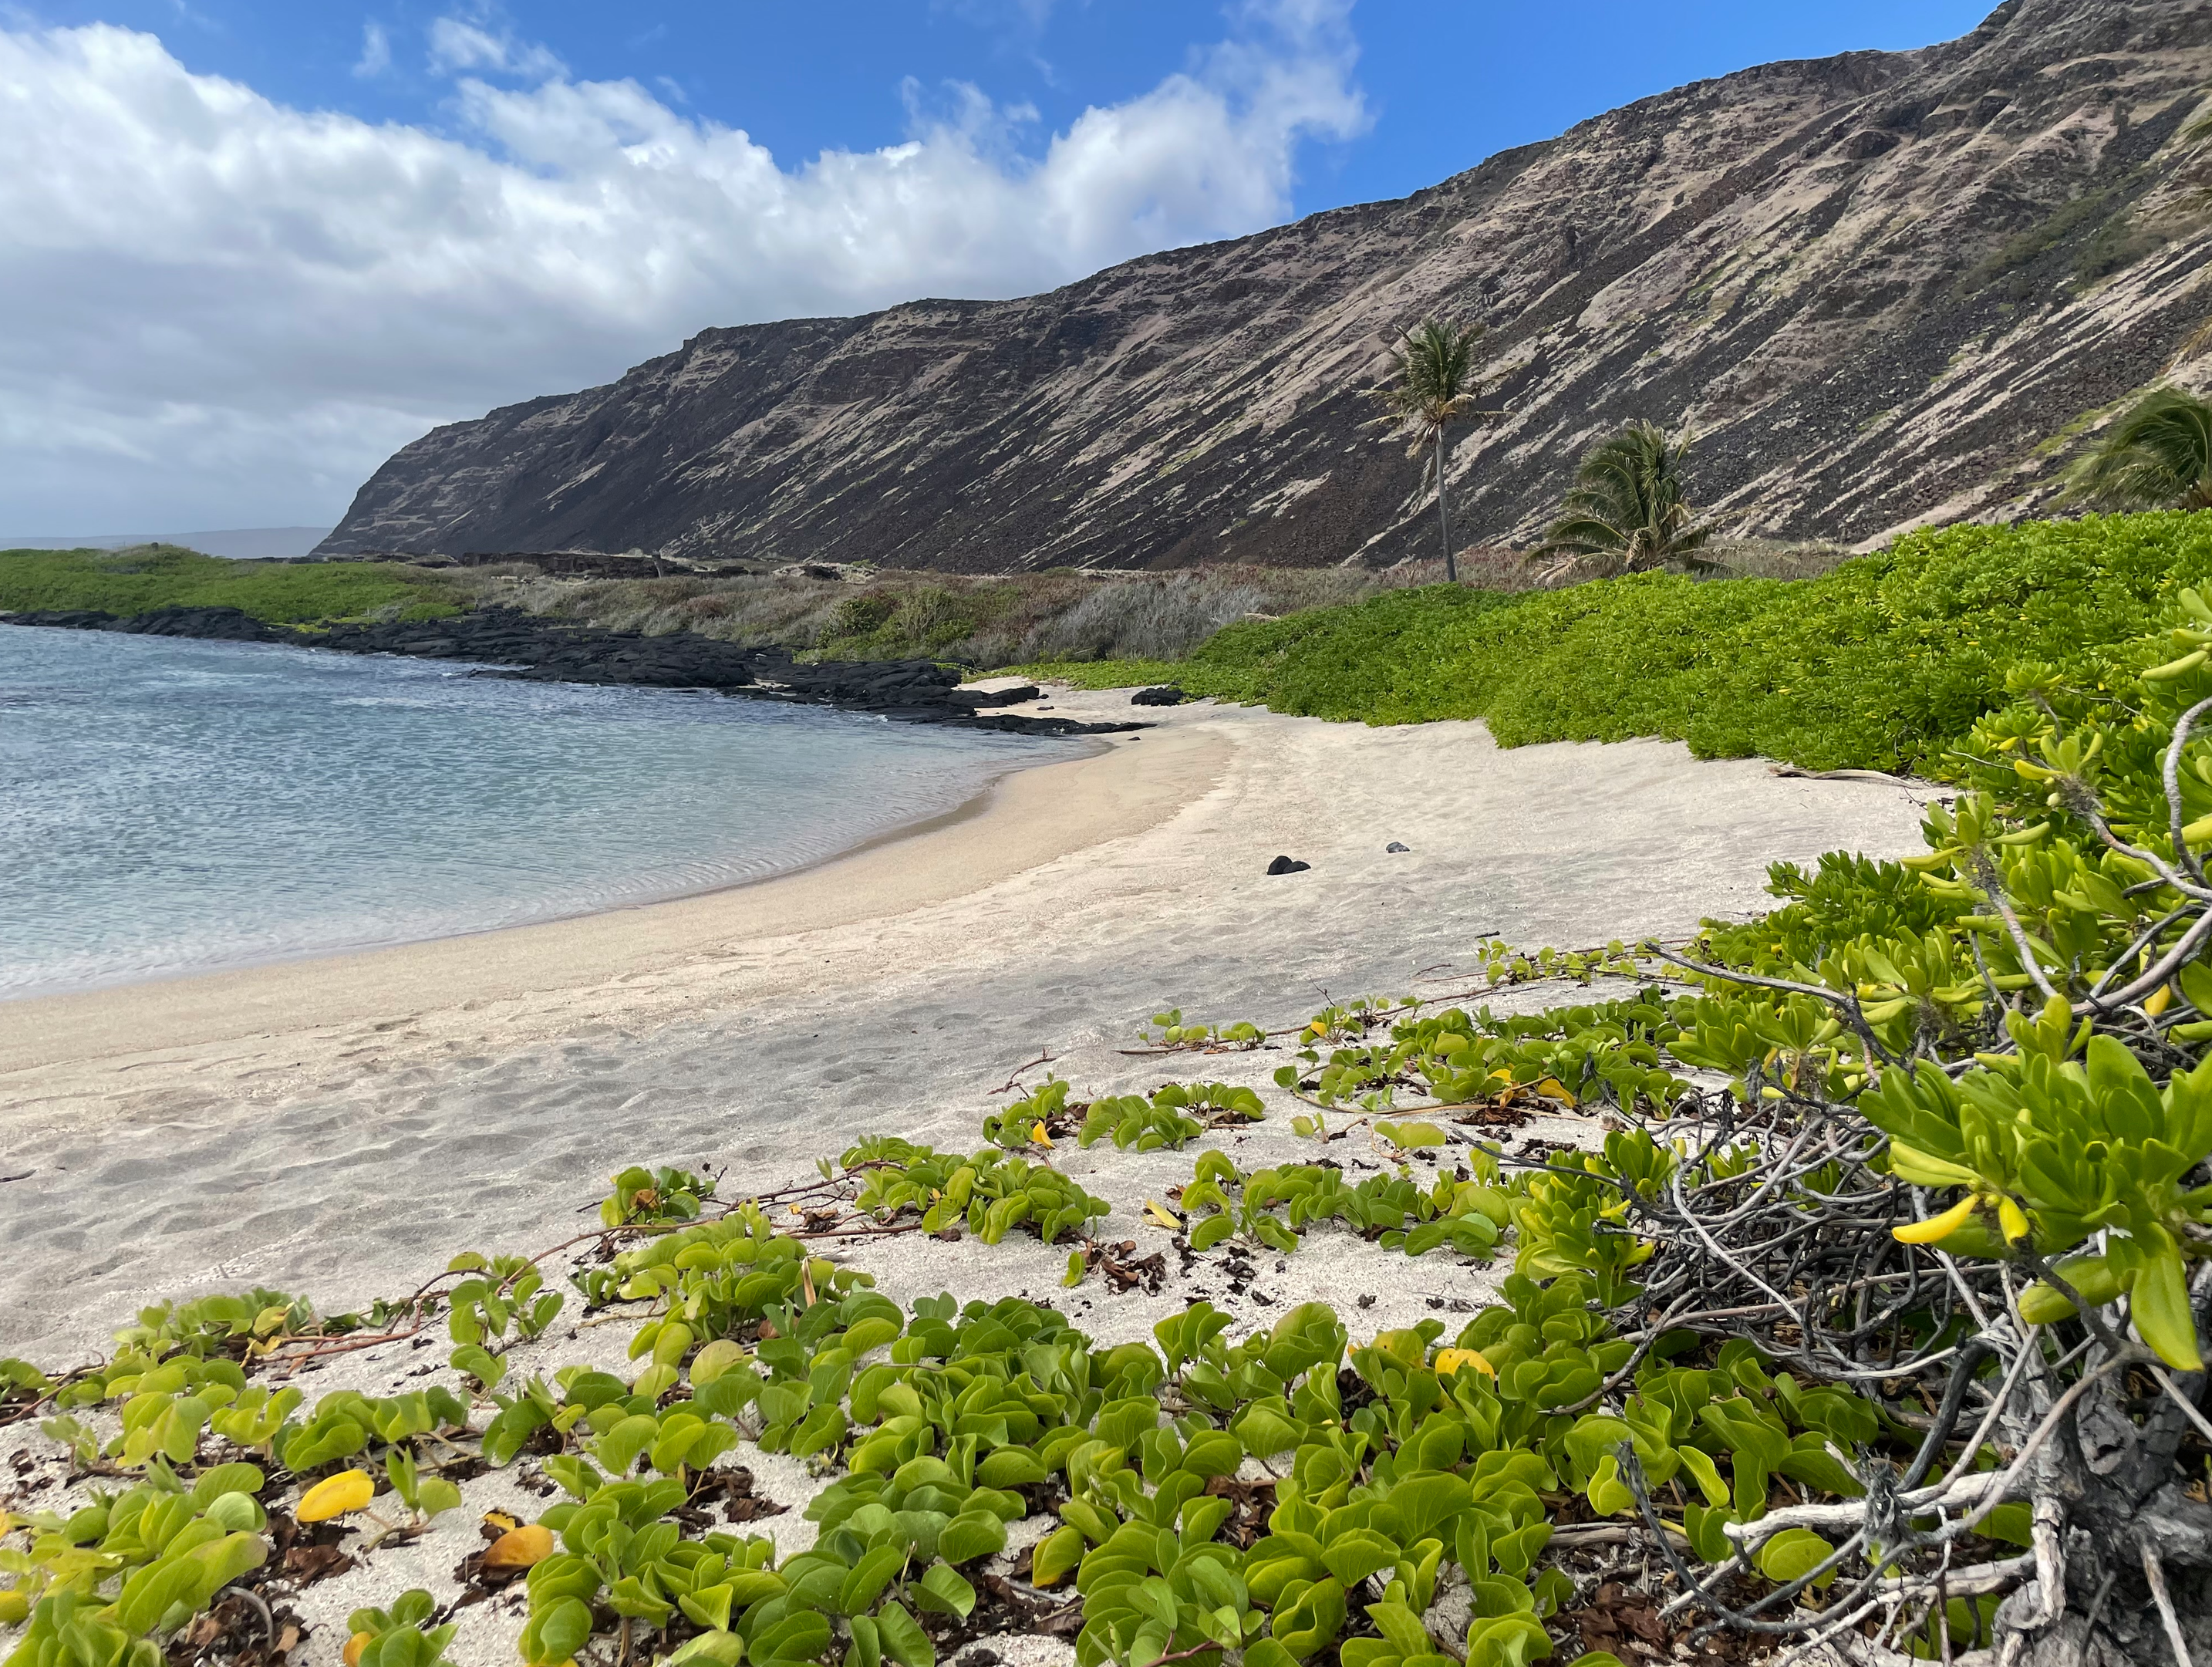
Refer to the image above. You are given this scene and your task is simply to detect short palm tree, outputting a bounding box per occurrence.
[2063,386,2212,511]
[1534,421,1718,575]
[1367,319,1488,582]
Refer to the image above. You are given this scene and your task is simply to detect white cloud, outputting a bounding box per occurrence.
[426,17,566,83]
[0,5,1364,531]
[352,22,390,79]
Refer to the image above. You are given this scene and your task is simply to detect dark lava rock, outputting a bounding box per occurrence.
[1266,855,1311,876]
[3,604,297,643]
[948,683,1038,709]
[1131,686,1187,707]
[5,609,123,629]
[5,605,1148,737]
[1385,842,1410,853]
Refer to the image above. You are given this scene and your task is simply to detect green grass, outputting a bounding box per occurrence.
[0,546,461,626]
[1014,511,2212,775]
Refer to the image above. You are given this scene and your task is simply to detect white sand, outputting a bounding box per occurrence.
[0,690,1940,1361]
[0,690,1947,1667]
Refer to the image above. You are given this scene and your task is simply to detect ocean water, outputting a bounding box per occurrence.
[0,625,1080,997]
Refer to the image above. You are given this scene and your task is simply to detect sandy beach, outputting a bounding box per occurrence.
[0,687,1940,1362]
[0,686,1952,1667]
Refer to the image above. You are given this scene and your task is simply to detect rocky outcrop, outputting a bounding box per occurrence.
[0,609,1139,735]
[318,0,2212,569]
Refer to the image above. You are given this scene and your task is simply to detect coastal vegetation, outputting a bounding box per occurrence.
[452,563,1396,670]
[12,579,2212,1663]
[0,545,459,624]
[1020,511,2212,776]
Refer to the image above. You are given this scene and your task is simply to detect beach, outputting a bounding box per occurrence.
[0,688,1938,1362]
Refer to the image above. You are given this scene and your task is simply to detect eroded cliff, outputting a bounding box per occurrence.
[318,0,2212,570]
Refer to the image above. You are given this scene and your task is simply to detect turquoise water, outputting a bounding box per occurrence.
[0,625,1077,997]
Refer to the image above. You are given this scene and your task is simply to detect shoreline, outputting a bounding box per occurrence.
[0,717,1222,1081]
[1,690,1944,1359]
[0,728,1109,1011]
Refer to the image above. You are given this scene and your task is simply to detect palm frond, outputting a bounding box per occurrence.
[2062,386,2212,511]
[1365,319,1489,444]
[1536,420,1716,571]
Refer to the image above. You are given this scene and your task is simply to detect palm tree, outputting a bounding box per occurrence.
[1367,319,1488,582]
[1533,421,1718,575]
[2062,386,2212,510]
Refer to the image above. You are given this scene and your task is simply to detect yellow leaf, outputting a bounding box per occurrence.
[295,1469,376,1523]
[1030,1121,1054,1148]
[1371,1330,1426,1370]
[481,1509,521,1534]
[484,1524,556,1571]
[1433,1348,1495,1378]
[343,1635,373,1667]
[2146,984,2175,1016]
[1998,1197,2031,1243]
[1144,1200,1183,1230]
[1893,1195,1978,1245]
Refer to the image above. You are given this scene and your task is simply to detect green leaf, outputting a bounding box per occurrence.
[874,1601,934,1667]
[1319,1529,1401,1586]
[916,1562,976,1619]
[754,1613,833,1667]
[190,1463,266,1504]
[1030,1524,1085,1588]
[528,1597,595,1666]
[2131,1245,2206,1371]
[1755,1528,1836,1590]
[113,1557,208,1636]
[839,1545,906,1615]
[690,1340,749,1386]
[1191,1215,1236,1253]
[937,1511,1007,1565]
[416,1479,464,1519]
[679,1586,734,1634]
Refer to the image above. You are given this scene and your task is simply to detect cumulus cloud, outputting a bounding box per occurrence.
[0,4,1364,531]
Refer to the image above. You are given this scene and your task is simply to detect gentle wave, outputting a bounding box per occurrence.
[0,625,1076,997]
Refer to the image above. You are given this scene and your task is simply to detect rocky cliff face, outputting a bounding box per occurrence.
[319,0,2212,571]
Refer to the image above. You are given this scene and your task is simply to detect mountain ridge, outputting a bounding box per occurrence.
[318,0,2212,572]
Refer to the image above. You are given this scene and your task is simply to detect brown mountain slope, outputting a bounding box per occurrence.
[318,0,2212,572]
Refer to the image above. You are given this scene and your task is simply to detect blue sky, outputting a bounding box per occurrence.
[0,1,1995,532]
[25,2,1994,215]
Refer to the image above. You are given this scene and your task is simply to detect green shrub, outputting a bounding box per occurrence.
[1020,512,2212,775]
[0,546,460,625]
